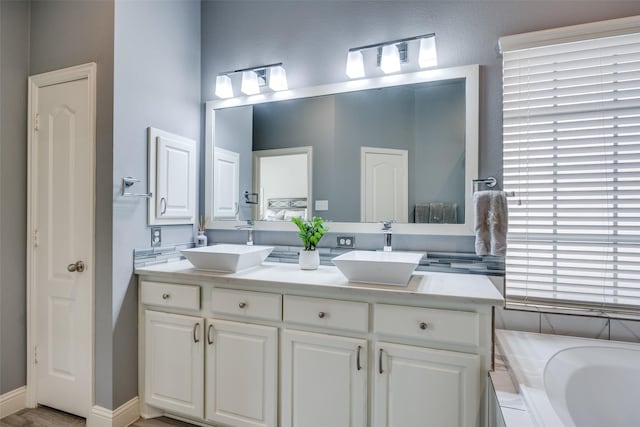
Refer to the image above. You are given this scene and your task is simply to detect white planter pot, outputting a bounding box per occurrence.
[299,250,320,270]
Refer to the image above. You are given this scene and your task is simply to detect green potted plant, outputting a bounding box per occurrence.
[291,216,328,270]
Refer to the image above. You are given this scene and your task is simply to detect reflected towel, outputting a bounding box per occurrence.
[415,203,430,223]
[442,203,458,224]
[474,191,508,256]
[429,203,444,223]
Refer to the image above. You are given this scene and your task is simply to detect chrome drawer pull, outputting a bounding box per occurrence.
[318,311,326,319]
[239,302,247,309]
[356,345,362,371]
[162,293,170,300]
[379,348,384,374]
[419,322,428,330]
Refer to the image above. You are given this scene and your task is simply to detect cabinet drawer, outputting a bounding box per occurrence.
[284,295,368,333]
[140,281,200,311]
[212,288,282,321]
[374,304,479,347]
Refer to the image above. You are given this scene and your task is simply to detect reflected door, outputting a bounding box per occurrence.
[361,147,408,223]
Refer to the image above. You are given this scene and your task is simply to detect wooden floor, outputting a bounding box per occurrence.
[0,406,197,427]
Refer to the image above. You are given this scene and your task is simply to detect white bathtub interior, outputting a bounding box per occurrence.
[495,329,640,427]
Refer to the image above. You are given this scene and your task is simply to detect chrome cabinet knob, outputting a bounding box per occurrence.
[318,311,326,319]
[419,322,428,330]
[162,293,171,300]
[67,260,85,273]
[239,302,247,309]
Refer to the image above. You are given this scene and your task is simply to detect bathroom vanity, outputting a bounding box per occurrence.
[136,260,503,427]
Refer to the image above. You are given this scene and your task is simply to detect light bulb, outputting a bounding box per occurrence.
[380,44,401,74]
[241,71,260,95]
[214,75,234,99]
[418,36,438,68]
[269,66,288,91]
[345,50,365,79]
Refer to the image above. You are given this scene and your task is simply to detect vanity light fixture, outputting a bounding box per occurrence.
[345,33,437,79]
[214,62,288,98]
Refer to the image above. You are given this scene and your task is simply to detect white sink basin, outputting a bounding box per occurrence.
[332,250,424,286]
[181,244,274,272]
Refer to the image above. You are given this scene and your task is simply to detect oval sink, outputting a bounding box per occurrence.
[181,244,274,272]
[332,250,424,286]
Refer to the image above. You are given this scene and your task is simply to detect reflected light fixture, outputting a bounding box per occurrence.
[345,33,437,79]
[214,62,288,98]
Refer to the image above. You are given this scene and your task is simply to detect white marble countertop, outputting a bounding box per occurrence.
[135,260,504,305]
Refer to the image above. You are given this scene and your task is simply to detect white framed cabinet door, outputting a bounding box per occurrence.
[148,127,197,224]
[374,342,482,427]
[205,319,277,427]
[144,310,204,419]
[281,330,367,427]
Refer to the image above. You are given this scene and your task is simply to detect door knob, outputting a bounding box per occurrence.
[67,261,85,273]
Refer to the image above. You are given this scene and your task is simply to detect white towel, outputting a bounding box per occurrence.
[474,190,508,256]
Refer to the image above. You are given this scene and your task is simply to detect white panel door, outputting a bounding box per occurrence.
[361,147,408,223]
[213,147,240,219]
[281,330,367,427]
[156,134,196,220]
[373,342,481,427]
[205,319,277,427]
[144,310,204,419]
[33,74,93,417]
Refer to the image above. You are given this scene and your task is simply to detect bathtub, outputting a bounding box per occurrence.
[495,330,640,427]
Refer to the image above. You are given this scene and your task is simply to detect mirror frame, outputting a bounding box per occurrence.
[205,64,479,235]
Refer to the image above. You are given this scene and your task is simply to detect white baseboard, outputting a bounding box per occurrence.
[0,386,27,418]
[87,396,140,427]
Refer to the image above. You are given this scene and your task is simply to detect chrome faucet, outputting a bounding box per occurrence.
[235,220,254,246]
[382,221,393,252]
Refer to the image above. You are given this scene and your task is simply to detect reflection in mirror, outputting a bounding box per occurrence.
[205,65,479,235]
[253,147,312,221]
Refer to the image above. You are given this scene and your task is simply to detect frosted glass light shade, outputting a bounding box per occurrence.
[418,36,438,68]
[215,75,234,98]
[241,71,260,95]
[345,50,365,79]
[269,66,288,91]
[380,44,401,74]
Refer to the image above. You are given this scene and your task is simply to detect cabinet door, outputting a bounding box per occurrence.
[374,342,481,427]
[144,310,204,418]
[213,147,240,219]
[156,134,196,220]
[281,330,367,427]
[205,319,277,427]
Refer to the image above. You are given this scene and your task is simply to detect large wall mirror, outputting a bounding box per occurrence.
[205,64,479,235]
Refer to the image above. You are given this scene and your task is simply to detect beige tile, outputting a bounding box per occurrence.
[495,307,540,332]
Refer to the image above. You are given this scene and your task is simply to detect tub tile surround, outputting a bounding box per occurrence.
[493,329,640,427]
[540,313,610,340]
[610,319,640,342]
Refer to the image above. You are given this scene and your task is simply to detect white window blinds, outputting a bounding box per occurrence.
[502,30,640,314]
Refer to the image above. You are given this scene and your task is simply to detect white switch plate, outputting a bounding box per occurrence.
[315,200,329,211]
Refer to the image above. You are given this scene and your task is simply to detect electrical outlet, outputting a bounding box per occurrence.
[336,235,355,248]
[151,227,161,247]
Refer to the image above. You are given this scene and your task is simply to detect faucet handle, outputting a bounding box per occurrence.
[382,220,393,231]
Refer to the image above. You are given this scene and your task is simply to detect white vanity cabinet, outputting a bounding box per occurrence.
[205,319,277,427]
[137,263,502,427]
[144,310,204,419]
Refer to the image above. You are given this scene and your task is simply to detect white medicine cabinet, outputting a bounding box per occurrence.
[148,127,197,225]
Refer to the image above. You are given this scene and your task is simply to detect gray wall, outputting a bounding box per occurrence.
[0,0,29,395]
[202,0,640,251]
[29,0,116,407]
[113,0,201,409]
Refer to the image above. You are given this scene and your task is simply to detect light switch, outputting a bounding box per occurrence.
[315,200,329,211]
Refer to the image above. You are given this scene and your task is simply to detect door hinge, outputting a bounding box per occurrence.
[34,113,40,131]
[34,345,38,365]
[33,228,39,247]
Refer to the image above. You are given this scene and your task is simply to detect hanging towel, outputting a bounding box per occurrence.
[474,190,508,256]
